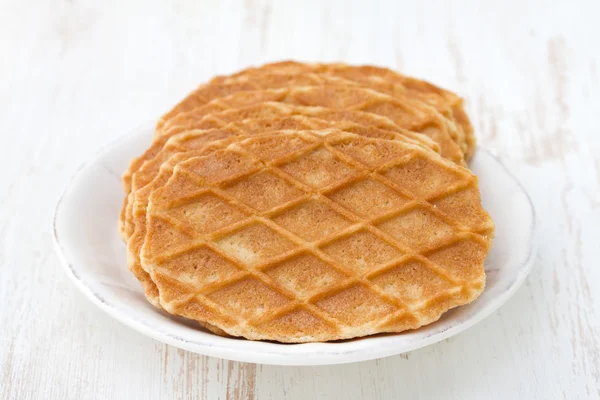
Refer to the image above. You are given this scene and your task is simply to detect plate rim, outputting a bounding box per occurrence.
[52,126,537,366]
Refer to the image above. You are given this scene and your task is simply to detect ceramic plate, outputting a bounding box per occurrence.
[53,122,536,366]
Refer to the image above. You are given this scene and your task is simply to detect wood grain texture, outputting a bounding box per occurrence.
[1,0,599,398]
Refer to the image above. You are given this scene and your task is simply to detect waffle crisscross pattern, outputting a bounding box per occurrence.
[159,85,464,165]
[157,70,459,143]
[219,68,466,154]
[121,112,437,240]
[155,63,471,158]
[161,101,437,148]
[141,129,493,342]
[207,61,474,159]
[135,113,434,197]
[122,101,439,194]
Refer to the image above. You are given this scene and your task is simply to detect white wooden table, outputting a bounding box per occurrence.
[1,0,599,398]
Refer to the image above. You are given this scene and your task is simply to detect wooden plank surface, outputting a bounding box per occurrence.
[0,0,598,398]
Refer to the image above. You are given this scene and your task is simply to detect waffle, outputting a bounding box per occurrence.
[123,116,441,311]
[139,129,493,342]
[119,62,490,342]
[216,61,476,160]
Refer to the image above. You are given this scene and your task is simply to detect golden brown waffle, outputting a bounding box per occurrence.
[123,116,441,311]
[121,113,438,239]
[209,61,475,159]
[122,102,439,194]
[139,129,493,342]
[154,84,462,166]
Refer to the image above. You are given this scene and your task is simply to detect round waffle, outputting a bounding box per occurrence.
[118,62,492,343]
[140,130,493,342]
[123,116,441,310]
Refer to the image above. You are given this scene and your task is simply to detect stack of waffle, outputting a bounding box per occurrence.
[119,61,494,342]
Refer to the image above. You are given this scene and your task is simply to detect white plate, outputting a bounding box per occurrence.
[53,122,536,366]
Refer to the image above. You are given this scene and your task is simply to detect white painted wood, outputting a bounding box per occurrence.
[0,0,598,398]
